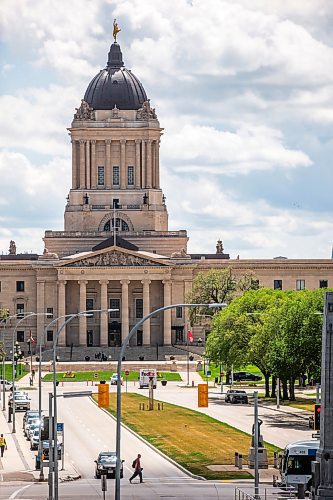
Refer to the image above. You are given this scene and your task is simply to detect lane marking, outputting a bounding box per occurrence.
[9,484,31,499]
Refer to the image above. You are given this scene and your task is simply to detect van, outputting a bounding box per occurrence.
[139,369,157,389]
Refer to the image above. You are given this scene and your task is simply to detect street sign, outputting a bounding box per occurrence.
[125,370,129,376]
[93,373,99,379]
[57,423,64,432]
[207,370,211,377]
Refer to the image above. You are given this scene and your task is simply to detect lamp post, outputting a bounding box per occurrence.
[115,302,226,500]
[48,308,118,500]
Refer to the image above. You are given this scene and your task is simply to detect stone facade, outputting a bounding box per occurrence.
[1,39,333,353]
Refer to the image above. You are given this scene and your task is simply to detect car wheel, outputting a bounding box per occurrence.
[95,472,100,479]
[231,398,235,404]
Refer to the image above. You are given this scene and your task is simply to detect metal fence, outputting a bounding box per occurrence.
[235,486,297,500]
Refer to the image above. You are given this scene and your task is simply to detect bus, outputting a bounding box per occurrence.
[279,439,319,491]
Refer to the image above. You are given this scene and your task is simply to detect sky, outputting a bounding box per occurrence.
[0,0,333,259]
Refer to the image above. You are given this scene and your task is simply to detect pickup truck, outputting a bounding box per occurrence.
[9,394,30,411]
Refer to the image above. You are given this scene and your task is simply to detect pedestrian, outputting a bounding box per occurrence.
[31,369,35,379]
[0,434,7,457]
[129,453,143,483]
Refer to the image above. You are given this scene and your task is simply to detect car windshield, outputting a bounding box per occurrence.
[99,453,116,463]
[287,455,314,475]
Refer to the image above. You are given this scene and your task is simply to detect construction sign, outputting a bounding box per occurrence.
[98,383,110,408]
[198,383,208,407]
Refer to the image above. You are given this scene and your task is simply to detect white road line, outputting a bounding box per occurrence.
[9,484,31,499]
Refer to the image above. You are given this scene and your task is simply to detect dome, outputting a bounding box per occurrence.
[84,42,147,110]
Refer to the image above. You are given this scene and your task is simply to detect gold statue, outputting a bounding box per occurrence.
[113,19,121,42]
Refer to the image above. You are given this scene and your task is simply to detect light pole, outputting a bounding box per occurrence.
[115,302,226,500]
[48,308,118,500]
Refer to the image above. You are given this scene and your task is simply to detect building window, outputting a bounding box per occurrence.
[135,299,143,319]
[319,280,328,288]
[296,279,305,290]
[110,299,120,318]
[274,280,282,290]
[86,298,94,310]
[16,281,25,292]
[46,307,53,319]
[98,166,105,185]
[176,306,183,318]
[47,330,53,342]
[113,166,119,185]
[17,331,24,342]
[0,281,1,292]
[16,303,24,318]
[103,218,129,232]
[127,166,134,185]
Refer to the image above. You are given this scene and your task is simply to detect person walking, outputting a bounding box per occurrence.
[0,434,7,457]
[129,453,143,483]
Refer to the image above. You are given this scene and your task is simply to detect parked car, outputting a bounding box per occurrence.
[23,410,39,428]
[94,451,124,479]
[225,389,249,404]
[0,379,12,391]
[27,422,42,441]
[30,428,40,450]
[110,373,123,385]
[9,393,30,411]
[233,371,262,382]
[24,416,41,436]
[42,440,61,460]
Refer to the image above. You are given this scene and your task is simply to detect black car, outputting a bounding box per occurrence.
[95,451,124,479]
[233,371,262,382]
[225,389,249,404]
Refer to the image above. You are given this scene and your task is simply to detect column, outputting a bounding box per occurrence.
[91,140,97,188]
[141,280,151,345]
[85,140,91,189]
[79,140,85,188]
[120,280,130,343]
[155,140,160,188]
[163,280,172,345]
[36,280,45,346]
[78,280,88,346]
[141,140,146,188]
[184,280,192,331]
[135,140,141,188]
[151,141,156,188]
[57,280,67,346]
[120,139,126,189]
[105,139,112,189]
[99,280,109,346]
[146,139,152,188]
[71,140,77,189]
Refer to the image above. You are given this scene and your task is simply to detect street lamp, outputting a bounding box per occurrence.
[48,308,118,500]
[114,302,226,500]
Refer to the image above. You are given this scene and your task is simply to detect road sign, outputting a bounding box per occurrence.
[93,373,99,379]
[57,422,64,432]
[125,370,129,376]
[206,370,211,377]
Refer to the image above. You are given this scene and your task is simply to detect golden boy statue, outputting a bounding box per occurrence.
[113,19,121,42]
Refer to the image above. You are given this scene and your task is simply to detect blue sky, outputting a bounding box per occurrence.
[0,0,333,258]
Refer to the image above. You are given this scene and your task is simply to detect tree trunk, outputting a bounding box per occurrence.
[271,376,276,398]
[289,377,296,401]
[264,372,270,398]
[282,379,289,400]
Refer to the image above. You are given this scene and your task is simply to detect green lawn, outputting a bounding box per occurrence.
[3,363,26,381]
[43,370,182,382]
[94,393,279,480]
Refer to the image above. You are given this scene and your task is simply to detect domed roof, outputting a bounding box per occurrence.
[84,42,147,110]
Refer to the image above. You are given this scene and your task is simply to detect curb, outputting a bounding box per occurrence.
[90,396,205,481]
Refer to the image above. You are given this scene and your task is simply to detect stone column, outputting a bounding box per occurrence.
[91,140,97,188]
[151,141,156,188]
[85,140,91,189]
[99,280,109,346]
[57,280,67,346]
[146,139,152,188]
[184,280,192,330]
[120,140,126,189]
[135,140,141,189]
[155,140,160,188]
[163,280,172,345]
[141,280,151,345]
[71,140,77,189]
[141,140,146,188]
[36,280,45,346]
[78,280,88,346]
[120,280,130,343]
[79,140,85,188]
[105,139,112,189]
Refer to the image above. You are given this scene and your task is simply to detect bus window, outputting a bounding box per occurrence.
[287,455,314,475]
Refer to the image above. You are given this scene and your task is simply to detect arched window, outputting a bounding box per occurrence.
[103,218,129,232]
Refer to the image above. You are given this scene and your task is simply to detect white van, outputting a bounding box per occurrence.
[139,369,157,389]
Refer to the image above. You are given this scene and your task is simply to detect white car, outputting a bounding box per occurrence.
[28,422,41,441]
[110,373,121,385]
[25,417,41,437]
[30,428,40,450]
[0,379,12,391]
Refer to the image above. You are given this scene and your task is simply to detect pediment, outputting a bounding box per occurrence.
[59,247,169,268]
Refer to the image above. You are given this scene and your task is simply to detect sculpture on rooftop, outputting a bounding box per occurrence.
[9,240,16,255]
[113,19,121,43]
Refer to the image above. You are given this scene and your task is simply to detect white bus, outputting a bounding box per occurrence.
[280,439,319,490]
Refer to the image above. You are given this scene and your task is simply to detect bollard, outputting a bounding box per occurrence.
[238,454,243,470]
[273,451,278,468]
[235,451,239,467]
[192,380,195,387]
[162,402,164,410]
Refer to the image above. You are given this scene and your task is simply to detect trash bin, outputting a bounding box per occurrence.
[85,356,90,361]
[35,455,41,470]
[161,380,167,386]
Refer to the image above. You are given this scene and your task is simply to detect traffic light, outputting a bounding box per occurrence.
[314,404,321,431]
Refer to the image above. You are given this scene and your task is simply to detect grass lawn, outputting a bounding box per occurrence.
[280,398,315,412]
[94,392,279,480]
[3,363,26,381]
[43,370,182,382]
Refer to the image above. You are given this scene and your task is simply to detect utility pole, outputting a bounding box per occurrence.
[313,291,333,500]
[254,391,259,499]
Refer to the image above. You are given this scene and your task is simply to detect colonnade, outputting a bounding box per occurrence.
[71,139,160,191]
